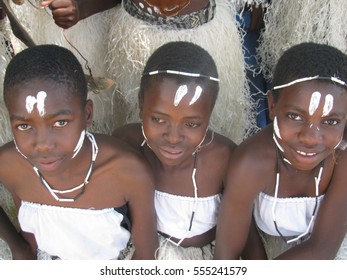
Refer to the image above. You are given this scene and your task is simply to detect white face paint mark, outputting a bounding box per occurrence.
[153,7,160,14]
[283,158,292,165]
[309,91,321,116]
[72,130,86,159]
[189,86,202,106]
[25,91,47,117]
[273,117,285,152]
[334,135,344,149]
[273,117,282,139]
[174,85,188,106]
[139,2,144,8]
[273,133,284,152]
[322,94,334,117]
[147,7,153,14]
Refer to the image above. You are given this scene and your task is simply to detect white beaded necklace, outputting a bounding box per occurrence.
[33,132,98,202]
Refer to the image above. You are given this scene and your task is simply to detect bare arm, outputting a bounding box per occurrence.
[41,0,121,29]
[214,146,264,259]
[123,154,158,259]
[112,123,143,149]
[241,215,267,259]
[0,206,35,259]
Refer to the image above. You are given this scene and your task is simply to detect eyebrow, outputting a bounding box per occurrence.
[10,109,73,121]
[152,109,203,119]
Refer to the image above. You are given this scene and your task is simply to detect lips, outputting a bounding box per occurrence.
[289,147,324,170]
[158,147,184,160]
[35,158,63,172]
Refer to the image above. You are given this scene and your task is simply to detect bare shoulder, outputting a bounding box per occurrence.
[332,145,347,179]
[0,142,18,171]
[112,123,143,149]
[234,126,272,159]
[93,133,154,188]
[227,126,275,183]
[206,131,237,162]
[94,133,148,164]
[213,132,237,150]
[0,142,30,188]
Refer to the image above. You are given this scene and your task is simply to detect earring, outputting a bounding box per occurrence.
[13,138,27,159]
[193,127,214,155]
[141,123,148,147]
[141,123,154,150]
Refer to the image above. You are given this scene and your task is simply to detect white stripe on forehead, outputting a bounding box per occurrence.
[322,94,334,117]
[25,91,47,117]
[174,85,188,106]
[309,91,321,116]
[189,86,202,106]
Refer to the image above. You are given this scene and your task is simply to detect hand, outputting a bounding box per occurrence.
[41,0,80,29]
[249,5,264,32]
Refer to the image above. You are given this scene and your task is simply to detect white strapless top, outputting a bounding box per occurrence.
[254,192,325,236]
[155,190,221,239]
[18,201,131,260]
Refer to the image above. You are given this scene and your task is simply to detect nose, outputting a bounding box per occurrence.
[298,123,322,146]
[33,128,54,153]
[164,124,183,145]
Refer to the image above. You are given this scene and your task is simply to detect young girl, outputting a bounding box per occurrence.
[113,41,237,259]
[214,42,347,259]
[0,44,158,260]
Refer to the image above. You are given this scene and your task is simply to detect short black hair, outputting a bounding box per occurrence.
[3,44,87,105]
[272,42,347,101]
[139,41,219,107]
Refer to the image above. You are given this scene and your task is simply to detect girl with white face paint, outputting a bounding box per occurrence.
[113,41,238,260]
[0,44,158,260]
[215,42,347,260]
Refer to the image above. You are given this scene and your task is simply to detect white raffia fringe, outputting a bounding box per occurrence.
[0,184,18,260]
[0,21,17,260]
[155,234,214,260]
[106,0,257,143]
[259,229,347,259]
[258,0,347,81]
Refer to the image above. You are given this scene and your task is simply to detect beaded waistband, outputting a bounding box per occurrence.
[123,0,216,29]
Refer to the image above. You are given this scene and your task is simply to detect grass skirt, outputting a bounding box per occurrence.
[258,0,347,81]
[155,234,214,260]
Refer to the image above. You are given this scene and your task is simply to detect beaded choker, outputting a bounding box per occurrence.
[272,148,324,244]
[33,132,98,202]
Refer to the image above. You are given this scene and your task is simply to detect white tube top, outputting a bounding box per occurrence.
[155,190,221,239]
[254,192,325,237]
[18,201,131,260]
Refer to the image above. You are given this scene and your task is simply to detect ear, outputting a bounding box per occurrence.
[138,98,144,121]
[267,90,276,121]
[84,99,93,128]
